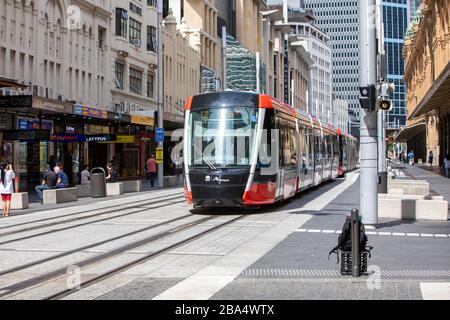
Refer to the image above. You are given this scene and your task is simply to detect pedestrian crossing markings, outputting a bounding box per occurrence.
[294,229,449,238]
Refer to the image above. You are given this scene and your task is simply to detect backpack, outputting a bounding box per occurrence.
[328,216,372,263]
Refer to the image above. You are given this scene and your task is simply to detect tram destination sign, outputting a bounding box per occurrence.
[0,95,32,108]
[3,129,50,141]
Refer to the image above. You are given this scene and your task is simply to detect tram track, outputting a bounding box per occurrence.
[0,196,185,246]
[0,191,184,232]
[0,213,247,300]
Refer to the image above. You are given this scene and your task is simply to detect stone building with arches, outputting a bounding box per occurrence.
[399,0,450,166]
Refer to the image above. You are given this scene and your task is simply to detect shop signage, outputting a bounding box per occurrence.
[0,95,32,108]
[74,105,108,119]
[32,96,68,112]
[100,135,134,144]
[85,134,117,142]
[131,115,154,126]
[17,118,53,130]
[50,134,85,143]
[156,147,163,164]
[155,128,164,142]
[3,130,50,141]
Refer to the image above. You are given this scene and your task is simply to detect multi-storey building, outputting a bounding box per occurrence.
[302,0,360,136]
[332,96,349,134]
[398,0,450,166]
[382,0,410,129]
[287,8,332,124]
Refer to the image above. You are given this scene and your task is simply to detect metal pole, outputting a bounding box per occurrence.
[359,0,378,224]
[157,0,164,188]
[351,208,361,277]
[222,26,227,90]
[256,52,260,93]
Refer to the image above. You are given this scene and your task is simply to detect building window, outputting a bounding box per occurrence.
[147,0,156,7]
[129,18,142,46]
[115,8,128,38]
[147,74,154,98]
[147,26,156,52]
[130,2,142,16]
[114,61,124,90]
[130,67,142,94]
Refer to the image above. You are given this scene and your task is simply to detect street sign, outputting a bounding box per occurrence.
[155,127,164,142]
[156,147,163,164]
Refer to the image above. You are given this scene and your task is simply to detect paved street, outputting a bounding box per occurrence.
[0,167,448,300]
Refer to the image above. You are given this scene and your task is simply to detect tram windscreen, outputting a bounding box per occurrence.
[188,107,259,168]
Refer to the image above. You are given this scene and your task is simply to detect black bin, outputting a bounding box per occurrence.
[90,167,107,198]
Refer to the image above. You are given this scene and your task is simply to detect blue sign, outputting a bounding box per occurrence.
[155,128,164,142]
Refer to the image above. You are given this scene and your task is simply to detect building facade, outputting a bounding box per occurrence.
[303,0,360,136]
[333,97,349,134]
[382,0,410,129]
[400,0,450,165]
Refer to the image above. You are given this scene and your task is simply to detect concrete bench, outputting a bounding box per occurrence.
[1,192,29,209]
[43,188,77,205]
[75,184,91,198]
[378,193,448,221]
[163,175,179,187]
[122,180,142,193]
[388,180,429,196]
[107,182,123,196]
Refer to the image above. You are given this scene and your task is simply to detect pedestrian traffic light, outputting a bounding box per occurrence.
[376,83,395,112]
[359,85,376,112]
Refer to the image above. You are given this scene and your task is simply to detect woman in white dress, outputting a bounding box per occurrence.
[0,161,15,217]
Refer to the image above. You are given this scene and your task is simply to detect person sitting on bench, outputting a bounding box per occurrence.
[54,166,69,189]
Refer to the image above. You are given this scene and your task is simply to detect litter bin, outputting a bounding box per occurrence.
[90,167,107,198]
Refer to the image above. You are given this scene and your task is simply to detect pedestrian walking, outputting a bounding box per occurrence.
[54,167,69,189]
[408,150,415,166]
[0,161,15,217]
[80,165,90,185]
[35,167,57,203]
[428,151,434,166]
[443,155,450,178]
[146,155,157,187]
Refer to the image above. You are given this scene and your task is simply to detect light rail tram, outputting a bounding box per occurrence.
[183,91,358,208]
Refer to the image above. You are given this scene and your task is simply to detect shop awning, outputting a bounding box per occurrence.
[0,77,27,89]
[408,62,450,120]
[394,122,426,142]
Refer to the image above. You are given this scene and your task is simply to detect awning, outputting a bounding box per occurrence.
[0,77,27,89]
[409,62,450,120]
[394,122,426,142]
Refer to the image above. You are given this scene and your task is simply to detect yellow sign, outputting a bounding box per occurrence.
[100,135,135,144]
[131,115,155,126]
[156,147,163,164]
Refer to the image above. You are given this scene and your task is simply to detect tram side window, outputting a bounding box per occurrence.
[258,109,274,168]
[323,135,329,164]
[308,129,314,166]
[299,126,308,170]
[279,122,297,168]
[314,131,322,164]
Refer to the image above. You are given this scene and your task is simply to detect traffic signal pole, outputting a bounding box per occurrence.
[157,0,164,188]
[359,0,378,225]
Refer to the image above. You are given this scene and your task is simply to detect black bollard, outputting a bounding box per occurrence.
[351,208,360,277]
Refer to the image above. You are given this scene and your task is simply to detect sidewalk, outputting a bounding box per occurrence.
[396,162,450,203]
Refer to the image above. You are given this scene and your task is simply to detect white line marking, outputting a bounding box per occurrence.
[307,229,322,233]
[407,233,420,237]
[336,231,342,234]
[421,234,434,237]
[295,229,307,233]
[378,232,391,236]
[393,232,406,236]
[434,234,448,238]
[366,231,378,235]
[322,230,336,233]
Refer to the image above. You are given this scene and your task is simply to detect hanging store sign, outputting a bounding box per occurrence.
[131,115,154,126]
[32,96,69,112]
[85,134,117,142]
[156,147,163,164]
[100,135,134,144]
[17,117,53,131]
[50,134,85,143]
[3,130,50,141]
[0,95,32,108]
[74,105,108,119]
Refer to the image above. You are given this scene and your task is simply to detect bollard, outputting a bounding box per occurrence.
[351,208,360,277]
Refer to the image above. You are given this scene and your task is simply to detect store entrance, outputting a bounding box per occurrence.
[89,143,107,171]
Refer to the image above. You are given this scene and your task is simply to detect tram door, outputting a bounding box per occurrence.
[298,126,313,189]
